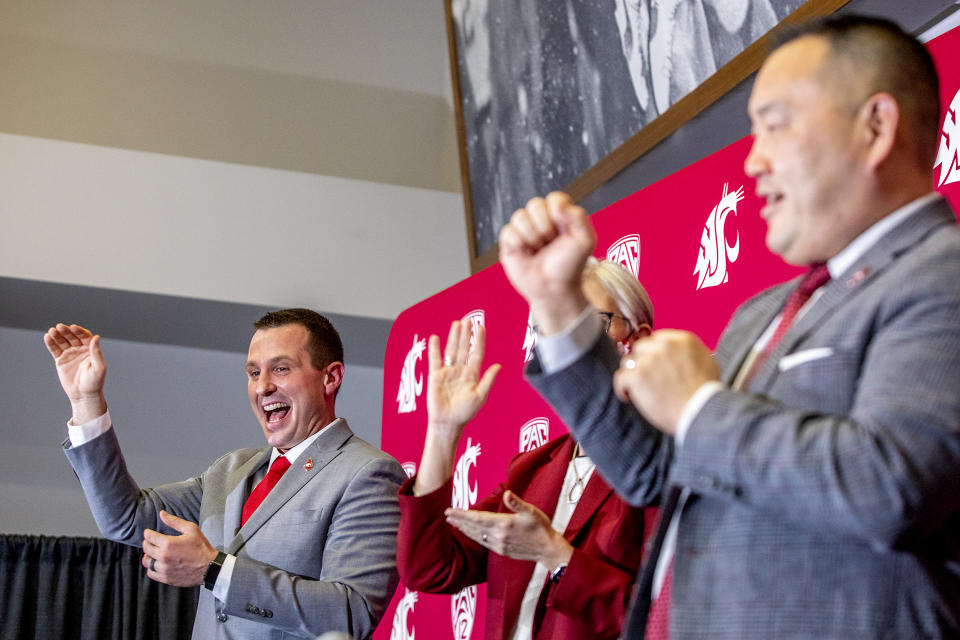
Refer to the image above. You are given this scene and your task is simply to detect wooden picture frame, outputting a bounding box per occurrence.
[445,0,851,272]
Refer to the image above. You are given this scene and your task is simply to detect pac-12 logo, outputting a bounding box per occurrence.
[935,89,960,187]
[390,588,418,640]
[522,310,537,363]
[450,438,481,640]
[461,310,486,352]
[606,234,641,276]
[693,183,743,290]
[400,461,417,479]
[396,334,426,414]
[519,417,549,453]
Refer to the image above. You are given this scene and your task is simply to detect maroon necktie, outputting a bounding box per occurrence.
[741,263,831,389]
[241,455,291,526]
[644,558,674,639]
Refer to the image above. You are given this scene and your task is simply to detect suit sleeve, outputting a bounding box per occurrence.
[396,474,503,593]
[62,426,204,544]
[672,239,960,549]
[526,334,673,507]
[223,454,406,640]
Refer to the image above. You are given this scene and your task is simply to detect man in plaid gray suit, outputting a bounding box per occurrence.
[498,15,960,639]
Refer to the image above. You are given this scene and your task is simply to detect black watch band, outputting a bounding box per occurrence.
[204,551,228,591]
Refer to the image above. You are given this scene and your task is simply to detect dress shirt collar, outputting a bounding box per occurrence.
[827,192,941,278]
[269,417,342,466]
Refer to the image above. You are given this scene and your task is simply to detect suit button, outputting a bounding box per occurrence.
[217,613,228,622]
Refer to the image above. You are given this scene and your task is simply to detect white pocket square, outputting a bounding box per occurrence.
[778,347,834,372]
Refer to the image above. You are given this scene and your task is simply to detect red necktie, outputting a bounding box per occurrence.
[644,558,673,639]
[742,263,831,389]
[241,455,291,526]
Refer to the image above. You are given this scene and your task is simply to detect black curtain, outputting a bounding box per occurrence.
[0,534,198,640]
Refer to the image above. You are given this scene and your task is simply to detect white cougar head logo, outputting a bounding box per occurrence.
[461,310,486,352]
[451,437,481,510]
[396,335,426,414]
[449,438,481,639]
[522,310,538,363]
[935,89,960,187]
[519,417,549,453]
[693,183,743,290]
[606,234,641,276]
[390,588,418,640]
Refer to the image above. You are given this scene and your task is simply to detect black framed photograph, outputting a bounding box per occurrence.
[445,0,849,271]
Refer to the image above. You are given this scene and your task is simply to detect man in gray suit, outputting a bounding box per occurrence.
[498,16,960,639]
[44,308,406,640]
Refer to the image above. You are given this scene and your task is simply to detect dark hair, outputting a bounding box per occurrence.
[773,14,940,165]
[253,308,344,370]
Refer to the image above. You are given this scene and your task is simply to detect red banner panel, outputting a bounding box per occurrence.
[376,24,960,640]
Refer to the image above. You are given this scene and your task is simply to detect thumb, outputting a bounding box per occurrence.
[89,334,106,369]
[502,490,535,514]
[158,510,191,533]
[546,192,596,250]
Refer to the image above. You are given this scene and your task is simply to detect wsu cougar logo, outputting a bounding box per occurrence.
[519,417,550,453]
[606,234,641,276]
[450,438,481,639]
[461,310,486,352]
[390,588,418,640]
[693,184,743,290]
[935,89,960,187]
[396,334,426,414]
[522,310,538,363]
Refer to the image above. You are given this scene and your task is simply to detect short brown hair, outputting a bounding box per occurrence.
[253,308,344,370]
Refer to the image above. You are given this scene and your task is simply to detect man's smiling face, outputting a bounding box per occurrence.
[245,324,336,452]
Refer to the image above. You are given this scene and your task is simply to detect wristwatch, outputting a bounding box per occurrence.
[204,551,228,591]
[550,562,567,582]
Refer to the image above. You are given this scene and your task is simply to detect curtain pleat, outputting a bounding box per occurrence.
[0,534,198,640]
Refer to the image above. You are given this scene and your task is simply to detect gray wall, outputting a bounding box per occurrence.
[2,0,956,539]
[0,325,384,537]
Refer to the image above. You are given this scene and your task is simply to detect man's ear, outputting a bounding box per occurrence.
[323,362,345,395]
[858,92,899,171]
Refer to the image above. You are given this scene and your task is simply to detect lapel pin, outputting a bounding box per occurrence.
[304,458,313,471]
[846,267,869,288]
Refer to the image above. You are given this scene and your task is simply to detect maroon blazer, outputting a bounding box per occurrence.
[397,435,649,640]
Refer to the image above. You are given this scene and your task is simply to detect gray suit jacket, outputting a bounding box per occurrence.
[528,198,960,639]
[64,418,406,640]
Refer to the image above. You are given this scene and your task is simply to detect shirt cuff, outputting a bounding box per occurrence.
[67,410,112,447]
[211,554,237,602]
[535,306,603,374]
[674,381,725,446]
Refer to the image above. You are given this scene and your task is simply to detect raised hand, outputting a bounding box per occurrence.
[142,510,218,587]
[444,490,573,572]
[427,320,501,433]
[43,323,108,423]
[614,330,721,434]
[498,192,597,335]
[413,320,500,496]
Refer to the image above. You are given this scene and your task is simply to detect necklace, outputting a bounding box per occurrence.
[567,443,588,504]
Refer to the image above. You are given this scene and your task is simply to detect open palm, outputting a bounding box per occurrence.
[43,324,107,401]
[426,321,500,429]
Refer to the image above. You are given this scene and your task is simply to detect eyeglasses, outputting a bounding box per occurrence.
[596,312,633,336]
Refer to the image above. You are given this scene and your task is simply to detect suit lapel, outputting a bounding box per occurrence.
[228,420,352,553]
[722,285,793,384]
[753,198,954,390]
[563,462,613,542]
[222,448,270,548]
